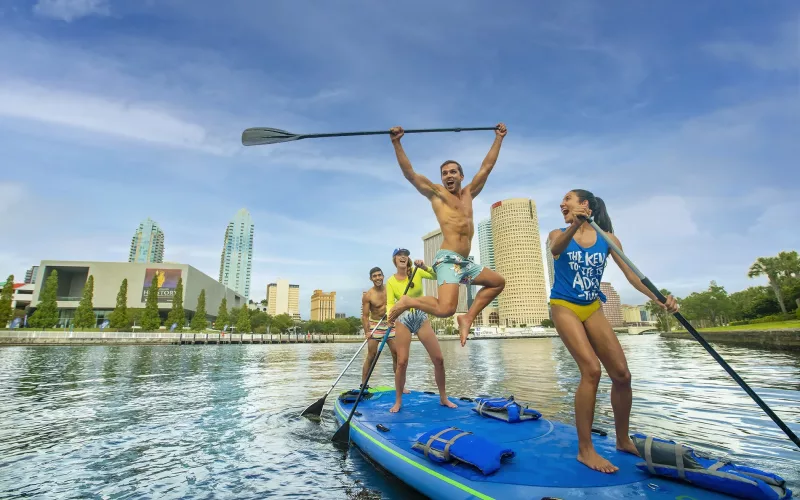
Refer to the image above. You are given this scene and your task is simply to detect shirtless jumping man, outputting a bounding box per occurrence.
[361,266,404,389]
[386,123,507,346]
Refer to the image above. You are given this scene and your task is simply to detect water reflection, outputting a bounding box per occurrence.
[0,336,797,499]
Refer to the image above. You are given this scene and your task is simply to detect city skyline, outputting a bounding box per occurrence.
[1,2,796,318]
[218,208,254,300]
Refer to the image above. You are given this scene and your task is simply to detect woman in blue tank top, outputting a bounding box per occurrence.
[547,189,678,475]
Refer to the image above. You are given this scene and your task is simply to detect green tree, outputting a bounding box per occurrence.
[166,276,185,330]
[729,286,779,321]
[237,306,252,333]
[228,306,240,328]
[346,316,361,334]
[680,281,733,327]
[30,270,59,329]
[139,274,162,331]
[108,279,129,329]
[73,275,96,329]
[0,275,14,328]
[190,289,207,331]
[646,288,675,332]
[334,317,353,334]
[541,318,555,328]
[272,313,294,333]
[216,297,229,329]
[748,256,788,315]
[250,310,268,331]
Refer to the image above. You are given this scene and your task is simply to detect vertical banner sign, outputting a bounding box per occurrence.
[141,268,183,303]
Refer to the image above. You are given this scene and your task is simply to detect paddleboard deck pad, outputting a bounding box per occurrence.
[333,387,792,500]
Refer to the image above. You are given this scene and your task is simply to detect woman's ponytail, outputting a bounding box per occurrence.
[572,189,613,233]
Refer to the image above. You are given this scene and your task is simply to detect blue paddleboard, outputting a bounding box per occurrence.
[334,387,789,500]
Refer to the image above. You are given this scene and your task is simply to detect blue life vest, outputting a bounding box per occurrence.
[550,227,610,305]
[631,433,791,500]
[411,426,515,475]
[472,396,542,423]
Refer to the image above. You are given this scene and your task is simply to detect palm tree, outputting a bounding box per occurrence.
[748,256,787,315]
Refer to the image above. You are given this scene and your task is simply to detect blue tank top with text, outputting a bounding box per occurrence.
[549,228,610,305]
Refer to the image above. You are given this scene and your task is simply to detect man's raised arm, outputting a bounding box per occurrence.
[466,122,507,198]
[390,126,438,199]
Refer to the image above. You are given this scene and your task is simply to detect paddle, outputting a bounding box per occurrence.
[332,266,419,447]
[241,126,498,146]
[300,318,386,418]
[581,215,800,451]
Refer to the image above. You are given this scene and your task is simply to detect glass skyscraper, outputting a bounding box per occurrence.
[218,208,254,299]
[128,217,165,263]
[477,218,498,307]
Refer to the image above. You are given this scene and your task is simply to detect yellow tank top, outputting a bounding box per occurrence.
[386,266,436,314]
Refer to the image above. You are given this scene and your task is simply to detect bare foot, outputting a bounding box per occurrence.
[389,402,402,413]
[577,449,619,474]
[441,398,458,408]
[403,388,410,394]
[616,437,640,456]
[457,315,471,346]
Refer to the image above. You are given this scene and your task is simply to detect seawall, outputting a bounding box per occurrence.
[660,329,800,352]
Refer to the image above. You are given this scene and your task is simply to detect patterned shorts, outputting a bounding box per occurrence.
[397,309,428,334]
[432,249,485,286]
[369,319,395,340]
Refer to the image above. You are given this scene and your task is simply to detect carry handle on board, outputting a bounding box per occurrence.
[579,215,800,451]
[332,267,419,446]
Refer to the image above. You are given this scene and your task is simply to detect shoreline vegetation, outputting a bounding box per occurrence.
[1,251,798,342]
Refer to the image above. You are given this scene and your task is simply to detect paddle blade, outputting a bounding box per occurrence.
[331,421,351,447]
[300,396,326,418]
[242,127,302,146]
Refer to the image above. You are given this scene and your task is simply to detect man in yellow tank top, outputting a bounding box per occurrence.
[387,248,458,413]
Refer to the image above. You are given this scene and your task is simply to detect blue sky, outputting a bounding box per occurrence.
[0,0,798,317]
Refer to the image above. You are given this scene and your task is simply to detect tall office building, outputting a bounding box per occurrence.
[266,279,300,320]
[477,219,499,308]
[24,265,39,284]
[311,290,336,321]
[490,198,549,326]
[218,208,254,299]
[422,228,468,313]
[600,282,624,327]
[128,218,165,264]
[621,304,642,324]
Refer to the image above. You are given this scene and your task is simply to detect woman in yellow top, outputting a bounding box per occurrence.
[387,248,458,413]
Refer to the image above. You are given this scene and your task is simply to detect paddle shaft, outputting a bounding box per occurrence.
[333,267,418,442]
[581,216,800,450]
[323,318,386,398]
[300,127,497,140]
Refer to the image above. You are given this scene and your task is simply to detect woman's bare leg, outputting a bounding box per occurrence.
[415,319,457,408]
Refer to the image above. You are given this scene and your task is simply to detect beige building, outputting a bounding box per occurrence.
[621,304,642,324]
[28,260,244,327]
[421,228,468,313]
[266,279,300,320]
[310,289,336,321]
[600,282,624,327]
[490,198,549,326]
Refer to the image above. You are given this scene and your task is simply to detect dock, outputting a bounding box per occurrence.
[0,330,360,346]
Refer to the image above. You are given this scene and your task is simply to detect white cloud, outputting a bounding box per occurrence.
[0,81,225,154]
[33,0,109,22]
[703,20,800,71]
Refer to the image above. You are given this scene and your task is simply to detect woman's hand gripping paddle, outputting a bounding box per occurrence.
[580,215,800,451]
[331,267,419,447]
[300,319,386,418]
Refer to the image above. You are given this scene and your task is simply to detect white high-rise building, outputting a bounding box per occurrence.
[218,208,254,299]
[129,217,165,263]
[422,228,468,313]
[477,218,498,308]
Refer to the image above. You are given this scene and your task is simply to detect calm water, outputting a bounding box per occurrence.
[1,336,798,499]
